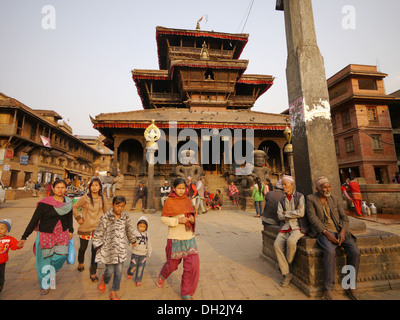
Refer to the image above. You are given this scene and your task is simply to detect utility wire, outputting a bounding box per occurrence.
[237,0,255,33]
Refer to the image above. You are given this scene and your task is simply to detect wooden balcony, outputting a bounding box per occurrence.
[169,46,234,60]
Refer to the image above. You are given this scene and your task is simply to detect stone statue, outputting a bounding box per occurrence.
[246,150,270,188]
[175,149,203,182]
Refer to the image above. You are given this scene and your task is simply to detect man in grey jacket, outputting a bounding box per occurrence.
[306,176,360,300]
[273,175,307,287]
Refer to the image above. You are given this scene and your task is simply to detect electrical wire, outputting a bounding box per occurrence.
[236,0,255,33]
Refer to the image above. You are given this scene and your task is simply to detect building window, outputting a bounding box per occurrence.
[342,110,351,127]
[367,106,378,123]
[335,140,340,155]
[345,136,354,153]
[358,78,377,90]
[332,113,337,130]
[371,135,383,151]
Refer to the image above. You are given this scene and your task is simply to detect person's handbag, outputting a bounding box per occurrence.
[67,238,75,264]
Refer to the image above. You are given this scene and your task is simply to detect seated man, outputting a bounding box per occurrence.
[306,176,361,300]
[273,175,307,287]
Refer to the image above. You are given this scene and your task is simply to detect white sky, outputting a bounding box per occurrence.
[1,0,399,136]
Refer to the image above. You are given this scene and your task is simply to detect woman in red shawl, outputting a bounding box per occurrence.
[156,177,199,300]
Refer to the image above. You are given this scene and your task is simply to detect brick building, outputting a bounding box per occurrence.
[327,64,399,184]
[388,89,400,173]
[0,92,101,188]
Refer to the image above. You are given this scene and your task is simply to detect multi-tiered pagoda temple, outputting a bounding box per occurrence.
[92,26,290,183]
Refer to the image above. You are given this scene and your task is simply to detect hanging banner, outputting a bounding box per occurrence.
[5,149,13,159]
[40,135,51,148]
[20,154,29,165]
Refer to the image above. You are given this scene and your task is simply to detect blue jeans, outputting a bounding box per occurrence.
[316,231,360,291]
[103,262,123,291]
[127,254,147,282]
[254,201,263,216]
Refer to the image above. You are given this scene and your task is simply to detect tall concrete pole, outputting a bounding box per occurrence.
[276,0,341,196]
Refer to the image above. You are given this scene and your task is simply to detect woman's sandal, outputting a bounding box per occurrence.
[98,275,106,293]
[110,291,120,300]
[90,275,98,282]
[77,265,85,272]
[40,288,49,296]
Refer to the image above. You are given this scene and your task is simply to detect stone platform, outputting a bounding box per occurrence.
[261,217,400,297]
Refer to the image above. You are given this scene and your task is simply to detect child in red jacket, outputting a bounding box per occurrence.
[0,219,22,293]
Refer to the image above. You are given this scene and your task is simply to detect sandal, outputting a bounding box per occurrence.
[40,288,50,296]
[156,275,165,288]
[110,291,120,300]
[98,275,106,293]
[90,275,98,282]
[77,265,85,272]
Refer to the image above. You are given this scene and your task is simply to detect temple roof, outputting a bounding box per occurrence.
[156,26,249,70]
[92,108,287,130]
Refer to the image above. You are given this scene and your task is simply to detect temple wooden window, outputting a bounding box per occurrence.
[371,134,383,151]
[367,106,379,124]
[204,68,214,80]
[345,136,355,153]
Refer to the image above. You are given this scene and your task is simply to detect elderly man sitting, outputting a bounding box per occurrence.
[273,175,308,287]
[306,176,360,300]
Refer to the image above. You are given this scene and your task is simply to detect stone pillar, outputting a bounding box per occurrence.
[277,0,341,196]
[144,142,157,214]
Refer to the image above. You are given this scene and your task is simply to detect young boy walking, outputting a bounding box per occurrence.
[127,216,152,286]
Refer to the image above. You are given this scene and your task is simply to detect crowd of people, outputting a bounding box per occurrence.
[0,176,198,300]
[0,170,363,301]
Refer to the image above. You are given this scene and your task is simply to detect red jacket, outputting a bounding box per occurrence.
[186,183,197,198]
[0,236,21,264]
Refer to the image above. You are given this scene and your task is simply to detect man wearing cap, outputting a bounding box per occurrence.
[273,175,308,287]
[160,180,171,207]
[306,176,360,300]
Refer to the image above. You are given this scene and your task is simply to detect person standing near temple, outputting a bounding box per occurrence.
[186,176,198,215]
[112,171,124,197]
[195,176,207,214]
[102,171,114,199]
[131,182,147,211]
[252,177,265,217]
[160,180,171,207]
[346,178,362,216]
